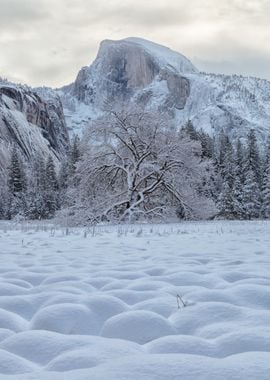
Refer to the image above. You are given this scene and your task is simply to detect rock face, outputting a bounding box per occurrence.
[59,37,270,141]
[59,38,197,133]
[72,38,195,106]
[0,82,69,170]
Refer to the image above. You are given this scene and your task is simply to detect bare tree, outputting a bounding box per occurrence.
[71,108,215,223]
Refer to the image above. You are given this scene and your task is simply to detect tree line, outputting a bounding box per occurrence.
[0,110,269,223]
[0,137,80,221]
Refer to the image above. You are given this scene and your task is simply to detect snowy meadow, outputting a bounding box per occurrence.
[0,220,270,379]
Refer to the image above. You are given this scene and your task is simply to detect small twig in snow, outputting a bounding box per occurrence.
[177,294,187,309]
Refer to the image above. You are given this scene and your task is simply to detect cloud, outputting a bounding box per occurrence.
[0,0,269,86]
[0,0,50,31]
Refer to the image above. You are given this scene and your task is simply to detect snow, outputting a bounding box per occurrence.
[0,82,68,170]
[0,220,270,379]
[59,38,270,143]
[123,37,198,74]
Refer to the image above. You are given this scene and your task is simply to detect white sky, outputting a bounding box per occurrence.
[0,0,269,87]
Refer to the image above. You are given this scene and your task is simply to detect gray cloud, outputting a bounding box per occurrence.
[0,0,269,87]
[0,0,50,31]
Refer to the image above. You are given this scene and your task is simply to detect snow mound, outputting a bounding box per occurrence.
[132,296,177,317]
[0,349,36,374]
[0,309,27,332]
[170,302,243,335]
[30,304,99,335]
[101,310,175,343]
[146,335,215,356]
[46,349,100,371]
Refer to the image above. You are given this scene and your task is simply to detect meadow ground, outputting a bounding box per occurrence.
[0,220,269,379]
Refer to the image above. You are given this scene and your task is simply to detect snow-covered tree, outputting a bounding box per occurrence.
[8,147,27,195]
[25,154,60,219]
[262,135,270,218]
[69,135,81,177]
[45,156,58,192]
[68,109,215,223]
[217,136,235,218]
[25,154,47,219]
[6,147,27,219]
[43,156,59,218]
[232,139,245,218]
[241,130,262,218]
[244,129,261,185]
[242,169,261,219]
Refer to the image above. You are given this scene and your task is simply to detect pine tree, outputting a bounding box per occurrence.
[33,153,46,191]
[241,130,262,218]
[244,129,261,185]
[25,153,47,219]
[7,148,27,219]
[218,131,231,170]
[0,182,10,220]
[217,137,235,218]
[58,159,69,191]
[199,130,214,158]
[25,154,59,219]
[218,181,234,217]
[242,169,261,219]
[262,135,270,218]
[45,156,58,191]
[43,156,59,217]
[8,147,27,195]
[183,120,199,140]
[69,135,80,177]
[232,139,245,218]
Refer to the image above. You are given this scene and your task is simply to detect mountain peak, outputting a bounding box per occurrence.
[98,37,198,75]
[59,37,270,142]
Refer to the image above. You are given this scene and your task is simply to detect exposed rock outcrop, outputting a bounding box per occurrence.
[0,82,69,170]
[59,37,270,142]
[59,38,196,132]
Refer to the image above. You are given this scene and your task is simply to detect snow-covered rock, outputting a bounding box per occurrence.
[59,37,270,141]
[0,81,69,170]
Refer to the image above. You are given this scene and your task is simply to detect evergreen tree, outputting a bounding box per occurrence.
[58,159,69,191]
[232,139,245,218]
[218,131,231,170]
[244,129,261,185]
[262,135,270,218]
[43,156,59,217]
[218,181,235,217]
[242,169,261,219]
[8,147,26,195]
[7,148,27,218]
[69,135,80,177]
[0,182,10,219]
[25,154,59,219]
[241,130,262,218]
[199,130,214,158]
[25,153,47,219]
[184,120,199,140]
[217,137,235,217]
[33,153,46,191]
[45,156,58,191]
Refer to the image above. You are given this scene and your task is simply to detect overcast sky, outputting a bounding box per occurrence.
[0,0,269,87]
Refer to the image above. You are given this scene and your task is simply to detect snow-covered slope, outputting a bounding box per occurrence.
[123,37,198,74]
[0,80,69,170]
[59,38,270,140]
